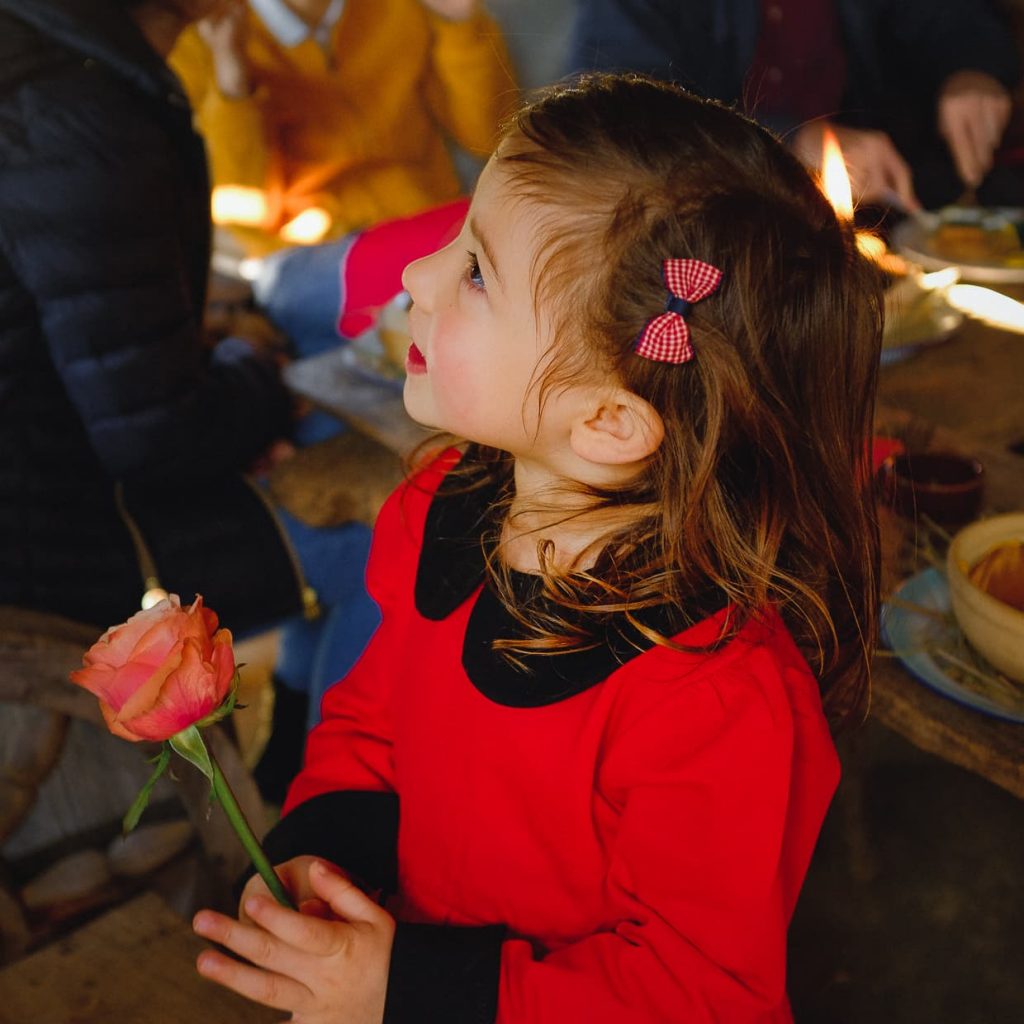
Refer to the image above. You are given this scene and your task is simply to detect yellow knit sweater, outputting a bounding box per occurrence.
[171,1,517,253]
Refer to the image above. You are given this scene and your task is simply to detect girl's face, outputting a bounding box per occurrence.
[401,159,586,464]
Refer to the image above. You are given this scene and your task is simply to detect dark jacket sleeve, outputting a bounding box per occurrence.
[260,790,400,894]
[0,63,293,486]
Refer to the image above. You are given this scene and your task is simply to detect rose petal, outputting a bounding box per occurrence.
[124,620,188,673]
[113,642,184,726]
[189,595,220,638]
[100,700,146,742]
[210,629,236,691]
[119,638,229,742]
[70,659,160,715]
[84,596,183,670]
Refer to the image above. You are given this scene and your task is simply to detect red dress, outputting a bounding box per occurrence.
[266,450,840,1023]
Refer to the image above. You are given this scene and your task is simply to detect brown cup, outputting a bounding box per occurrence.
[877,451,985,526]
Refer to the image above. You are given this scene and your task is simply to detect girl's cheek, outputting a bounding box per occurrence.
[428,347,480,421]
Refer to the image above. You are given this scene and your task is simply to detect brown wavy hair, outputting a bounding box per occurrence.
[428,74,882,726]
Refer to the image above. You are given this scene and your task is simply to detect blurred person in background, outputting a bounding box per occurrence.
[567,0,1022,211]
[171,0,518,256]
[0,0,381,804]
[171,0,518,378]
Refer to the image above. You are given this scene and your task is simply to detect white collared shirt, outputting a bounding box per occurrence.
[249,0,347,50]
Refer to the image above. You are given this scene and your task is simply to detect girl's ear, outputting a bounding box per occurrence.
[569,388,664,466]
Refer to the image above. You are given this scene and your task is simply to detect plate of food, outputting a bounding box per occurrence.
[880,272,963,365]
[881,566,1024,724]
[891,206,1024,283]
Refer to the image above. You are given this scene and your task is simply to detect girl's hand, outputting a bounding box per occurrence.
[239,855,333,922]
[196,860,395,1024]
[197,0,251,99]
[938,70,1012,189]
[419,0,478,21]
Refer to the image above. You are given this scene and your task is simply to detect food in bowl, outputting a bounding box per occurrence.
[947,513,1024,684]
[967,540,1024,613]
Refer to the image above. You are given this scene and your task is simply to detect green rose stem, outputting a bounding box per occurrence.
[209,754,295,910]
[160,718,296,911]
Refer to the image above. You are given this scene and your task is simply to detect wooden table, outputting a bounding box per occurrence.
[0,892,284,1024]
[872,311,1024,800]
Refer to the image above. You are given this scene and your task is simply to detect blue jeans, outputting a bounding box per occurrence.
[272,506,382,731]
[254,236,357,357]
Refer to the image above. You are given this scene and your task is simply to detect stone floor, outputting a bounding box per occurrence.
[789,719,1024,1024]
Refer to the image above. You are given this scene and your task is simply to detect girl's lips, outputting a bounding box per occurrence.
[405,342,427,375]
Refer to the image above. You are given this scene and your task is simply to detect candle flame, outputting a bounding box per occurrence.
[820,128,853,221]
[946,284,1024,334]
[280,207,331,245]
[211,185,269,227]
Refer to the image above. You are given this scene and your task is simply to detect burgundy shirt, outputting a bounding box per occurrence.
[746,0,848,124]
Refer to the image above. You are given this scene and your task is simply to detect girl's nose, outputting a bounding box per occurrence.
[401,252,434,313]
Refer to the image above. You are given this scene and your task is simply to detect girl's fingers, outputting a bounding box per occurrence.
[298,897,333,919]
[242,892,347,956]
[195,909,281,964]
[196,947,311,1013]
[309,858,386,925]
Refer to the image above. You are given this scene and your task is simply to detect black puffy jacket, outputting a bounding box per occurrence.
[0,0,305,631]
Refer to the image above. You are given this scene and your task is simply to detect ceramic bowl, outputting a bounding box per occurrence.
[946,513,1024,684]
[878,451,985,526]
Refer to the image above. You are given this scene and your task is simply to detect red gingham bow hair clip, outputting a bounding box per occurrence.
[633,258,723,363]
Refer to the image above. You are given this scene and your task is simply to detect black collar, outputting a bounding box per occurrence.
[414,451,729,707]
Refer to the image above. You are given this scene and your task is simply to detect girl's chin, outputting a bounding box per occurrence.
[401,390,442,432]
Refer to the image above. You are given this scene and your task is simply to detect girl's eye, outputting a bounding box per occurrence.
[464,250,485,292]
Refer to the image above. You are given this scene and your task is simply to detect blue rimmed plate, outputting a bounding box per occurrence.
[881,567,1024,724]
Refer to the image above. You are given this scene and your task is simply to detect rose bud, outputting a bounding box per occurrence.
[70,594,235,742]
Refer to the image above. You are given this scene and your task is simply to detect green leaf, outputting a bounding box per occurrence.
[169,724,214,783]
[122,745,172,834]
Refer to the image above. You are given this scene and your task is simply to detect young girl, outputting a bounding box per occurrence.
[192,74,882,1023]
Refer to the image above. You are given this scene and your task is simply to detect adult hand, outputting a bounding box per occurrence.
[938,70,1012,189]
[419,0,478,21]
[793,120,920,213]
[196,859,395,1024]
[197,0,251,99]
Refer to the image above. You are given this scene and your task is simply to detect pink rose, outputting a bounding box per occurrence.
[70,594,235,742]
